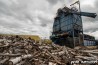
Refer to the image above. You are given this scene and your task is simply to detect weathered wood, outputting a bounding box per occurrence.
[9,54,32,64]
[16,60,26,65]
[0,57,9,64]
[81,50,98,54]
[63,46,70,58]
[49,62,57,65]
[0,44,9,48]
[0,53,21,57]
[75,56,98,60]
[46,50,62,64]
[0,35,98,65]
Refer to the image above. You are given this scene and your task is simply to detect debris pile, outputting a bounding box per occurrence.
[0,35,97,65]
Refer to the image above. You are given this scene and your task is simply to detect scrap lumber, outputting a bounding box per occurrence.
[75,56,98,60]
[0,57,9,64]
[0,35,97,65]
[46,50,62,64]
[0,53,21,57]
[9,54,32,65]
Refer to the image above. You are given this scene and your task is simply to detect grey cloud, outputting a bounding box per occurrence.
[0,0,35,28]
[0,0,97,38]
[95,0,98,8]
[0,0,54,38]
[80,0,98,35]
[47,0,60,5]
[84,28,98,33]
[38,16,52,27]
[83,20,98,34]
[0,0,34,22]
[0,0,46,35]
[0,1,12,16]
[40,23,47,27]
[0,19,22,29]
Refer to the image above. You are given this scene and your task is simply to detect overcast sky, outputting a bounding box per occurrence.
[0,0,97,39]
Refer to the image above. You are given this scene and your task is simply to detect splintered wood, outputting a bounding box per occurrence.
[0,35,98,65]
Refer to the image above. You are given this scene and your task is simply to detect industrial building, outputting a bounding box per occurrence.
[50,1,97,48]
[83,34,96,46]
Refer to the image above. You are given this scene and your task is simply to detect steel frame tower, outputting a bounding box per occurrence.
[50,0,97,48]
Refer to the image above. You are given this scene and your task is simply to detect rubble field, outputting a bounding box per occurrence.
[0,35,98,65]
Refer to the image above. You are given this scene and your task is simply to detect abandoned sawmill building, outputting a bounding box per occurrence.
[50,6,97,48]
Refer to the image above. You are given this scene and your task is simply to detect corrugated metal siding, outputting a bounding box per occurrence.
[84,40,96,46]
[53,8,83,36]
[53,14,73,33]
[83,34,96,46]
[60,14,73,32]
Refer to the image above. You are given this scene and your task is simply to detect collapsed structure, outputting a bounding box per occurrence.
[50,4,97,48]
